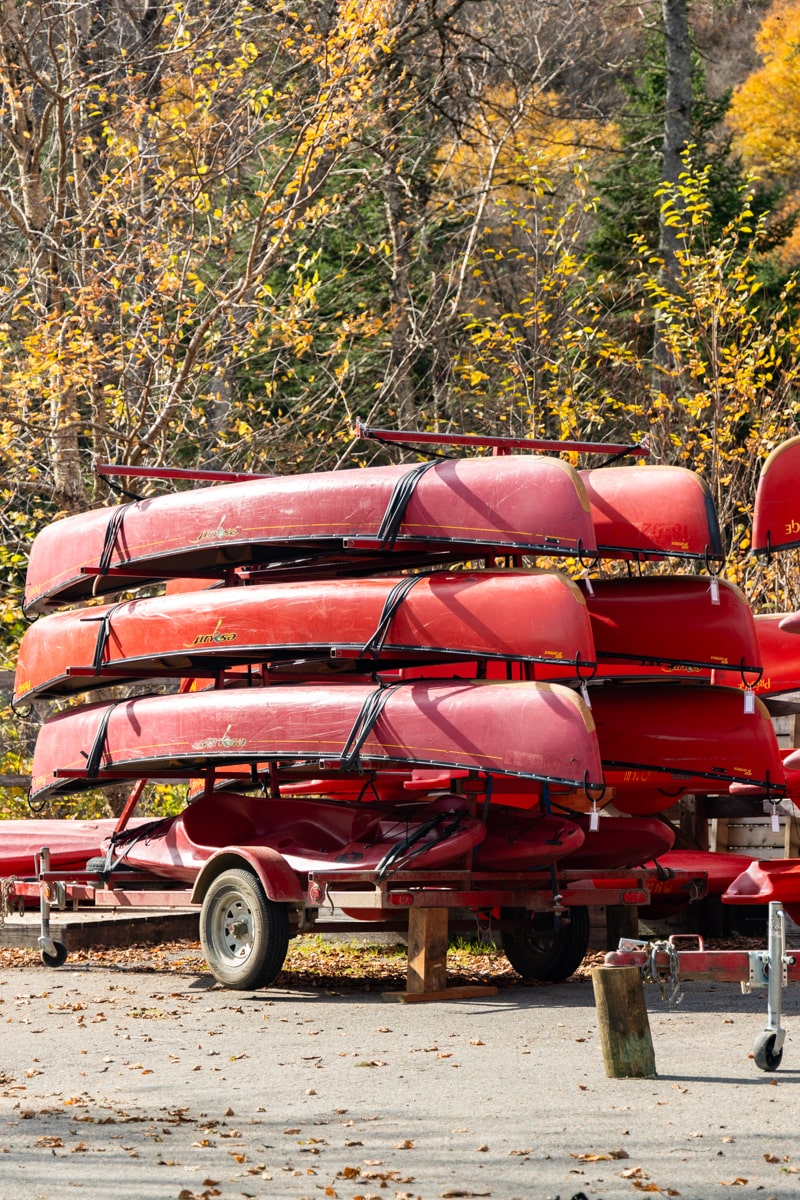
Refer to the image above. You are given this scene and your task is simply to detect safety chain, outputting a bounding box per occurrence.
[641,939,683,1007]
[0,876,17,929]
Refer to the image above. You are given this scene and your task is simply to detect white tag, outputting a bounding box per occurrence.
[744,688,755,714]
[710,576,720,605]
[590,806,599,832]
[584,575,594,597]
[772,809,781,834]
[580,681,592,709]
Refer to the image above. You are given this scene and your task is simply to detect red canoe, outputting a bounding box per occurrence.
[582,576,760,680]
[752,435,800,556]
[30,680,603,802]
[580,465,724,562]
[717,612,800,701]
[14,570,596,703]
[23,456,597,613]
[590,684,784,799]
[110,792,585,883]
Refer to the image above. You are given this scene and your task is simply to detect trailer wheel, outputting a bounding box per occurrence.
[500,906,590,982]
[753,1030,783,1072]
[200,868,289,990]
[41,942,67,968]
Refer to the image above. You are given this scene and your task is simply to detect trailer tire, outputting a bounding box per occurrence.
[41,941,68,968]
[500,906,590,981]
[200,867,289,990]
[753,1030,783,1072]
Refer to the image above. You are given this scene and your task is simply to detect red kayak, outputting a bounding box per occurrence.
[108,793,488,884]
[583,576,760,680]
[752,435,800,556]
[15,570,596,703]
[590,684,784,799]
[110,792,585,883]
[23,456,597,613]
[0,817,148,878]
[30,679,604,802]
[643,850,756,917]
[723,859,800,923]
[556,812,675,870]
[580,465,724,562]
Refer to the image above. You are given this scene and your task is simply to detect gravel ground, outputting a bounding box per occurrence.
[0,940,798,1200]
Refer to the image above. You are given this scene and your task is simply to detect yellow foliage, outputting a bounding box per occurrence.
[726,1,800,262]
[437,85,618,206]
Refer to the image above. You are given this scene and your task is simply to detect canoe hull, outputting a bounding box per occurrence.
[24,456,596,612]
[584,576,760,678]
[580,465,723,562]
[15,570,595,703]
[713,613,800,700]
[591,684,784,796]
[752,436,800,556]
[30,680,603,802]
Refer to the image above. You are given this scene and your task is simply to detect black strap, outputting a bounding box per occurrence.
[361,575,423,657]
[376,460,439,549]
[375,809,467,881]
[82,703,118,779]
[102,475,146,502]
[80,603,124,673]
[98,503,134,575]
[340,681,409,772]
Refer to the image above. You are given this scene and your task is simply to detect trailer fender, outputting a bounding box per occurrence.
[191,847,305,905]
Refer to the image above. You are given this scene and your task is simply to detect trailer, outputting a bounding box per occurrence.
[0,846,704,997]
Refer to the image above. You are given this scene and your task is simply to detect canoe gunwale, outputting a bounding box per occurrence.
[16,645,599,704]
[45,757,604,797]
[602,756,785,793]
[595,651,762,679]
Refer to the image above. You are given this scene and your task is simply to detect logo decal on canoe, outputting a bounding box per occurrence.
[191,516,240,543]
[192,725,247,751]
[185,620,238,648]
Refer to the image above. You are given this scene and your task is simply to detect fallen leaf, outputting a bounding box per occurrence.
[573,1149,629,1162]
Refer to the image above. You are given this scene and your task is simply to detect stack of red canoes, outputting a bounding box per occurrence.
[8,435,786,904]
[711,433,800,916]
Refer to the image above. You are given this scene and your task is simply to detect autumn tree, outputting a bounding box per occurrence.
[726,0,800,265]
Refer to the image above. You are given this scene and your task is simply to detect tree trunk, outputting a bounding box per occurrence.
[659,0,692,280]
[654,0,693,385]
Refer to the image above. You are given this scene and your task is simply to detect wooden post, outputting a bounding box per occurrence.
[406,907,449,993]
[592,966,656,1078]
[605,904,639,950]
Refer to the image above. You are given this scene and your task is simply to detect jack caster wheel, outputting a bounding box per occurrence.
[41,942,68,968]
[753,1030,783,1072]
